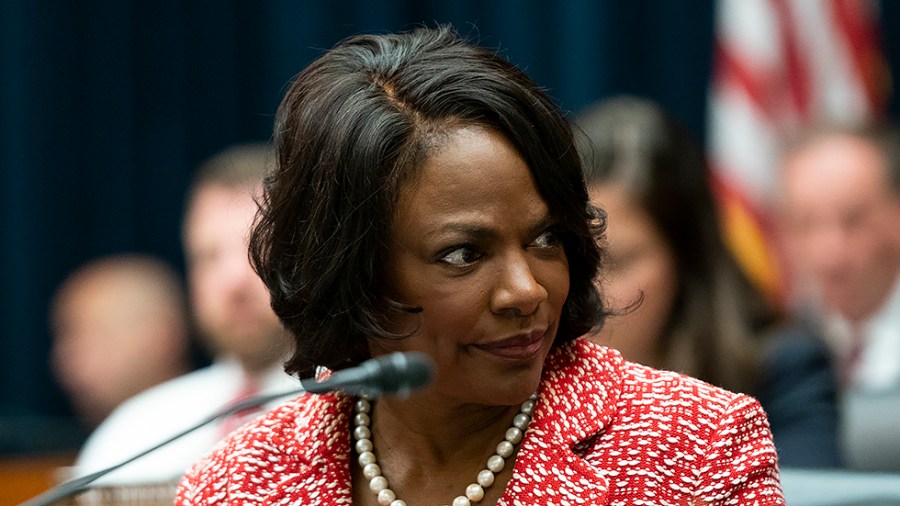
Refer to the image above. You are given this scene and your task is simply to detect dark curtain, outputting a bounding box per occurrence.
[1,0,897,453]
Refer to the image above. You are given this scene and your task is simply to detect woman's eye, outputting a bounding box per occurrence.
[439,246,481,266]
[532,230,561,248]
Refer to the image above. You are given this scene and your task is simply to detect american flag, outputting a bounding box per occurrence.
[707,0,890,304]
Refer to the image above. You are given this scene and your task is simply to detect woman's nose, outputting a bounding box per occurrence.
[490,253,548,317]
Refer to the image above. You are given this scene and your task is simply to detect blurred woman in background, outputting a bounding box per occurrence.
[575,95,841,468]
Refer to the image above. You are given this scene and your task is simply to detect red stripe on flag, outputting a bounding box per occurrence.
[714,41,775,121]
[832,0,888,114]
[771,0,810,118]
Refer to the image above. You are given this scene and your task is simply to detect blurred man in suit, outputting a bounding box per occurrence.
[778,123,900,393]
[74,144,297,485]
[778,122,900,472]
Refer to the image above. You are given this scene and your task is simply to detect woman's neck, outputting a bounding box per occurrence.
[375,396,519,463]
[351,394,529,506]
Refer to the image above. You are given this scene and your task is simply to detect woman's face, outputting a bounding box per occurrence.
[588,183,678,368]
[376,125,570,407]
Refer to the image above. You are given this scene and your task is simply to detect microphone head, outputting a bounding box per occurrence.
[363,351,435,398]
[301,351,436,398]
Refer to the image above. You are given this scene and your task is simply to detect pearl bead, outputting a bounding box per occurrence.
[356,399,371,413]
[477,469,495,487]
[358,451,377,466]
[363,462,381,480]
[377,488,396,505]
[495,440,514,458]
[520,399,535,416]
[486,454,505,473]
[512,413,530,430]
[369,476,388,493]
[354,425,371,440]
[452,496,471,506]
[389,501,407,506]
[505,427,523,444]
[355,412,371,426]
[356,438,373,453]
[466,483,485,501]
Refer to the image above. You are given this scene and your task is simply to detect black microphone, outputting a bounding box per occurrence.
[301,351,435,398]
[20,351,435,506]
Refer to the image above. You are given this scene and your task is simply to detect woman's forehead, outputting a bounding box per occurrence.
[390,126,548,235]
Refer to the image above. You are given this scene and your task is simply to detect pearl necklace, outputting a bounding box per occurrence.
[353,393,538,506]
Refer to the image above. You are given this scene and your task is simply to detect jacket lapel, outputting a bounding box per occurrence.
[501,339,623,504]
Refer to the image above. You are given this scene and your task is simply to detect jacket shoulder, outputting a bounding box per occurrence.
[175,393,347,503]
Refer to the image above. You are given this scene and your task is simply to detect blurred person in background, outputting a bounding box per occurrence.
[777,123,900,471]
[50,254,192,429]
[73,143,297,485]
[575,95,841,468]
[777,123,900,393]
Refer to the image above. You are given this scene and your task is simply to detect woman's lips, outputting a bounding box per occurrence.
[473,328,548,361]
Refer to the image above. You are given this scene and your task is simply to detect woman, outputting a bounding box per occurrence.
[575,95,840,468]
[176,26,783,505]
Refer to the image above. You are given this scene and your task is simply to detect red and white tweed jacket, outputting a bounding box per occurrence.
[176,338,784,505]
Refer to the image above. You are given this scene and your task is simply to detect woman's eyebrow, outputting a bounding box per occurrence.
[426,212,555,241]
[526,213,556,237]
[428,223,498,242]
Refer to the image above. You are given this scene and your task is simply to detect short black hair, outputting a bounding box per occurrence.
[250,24,606,378]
